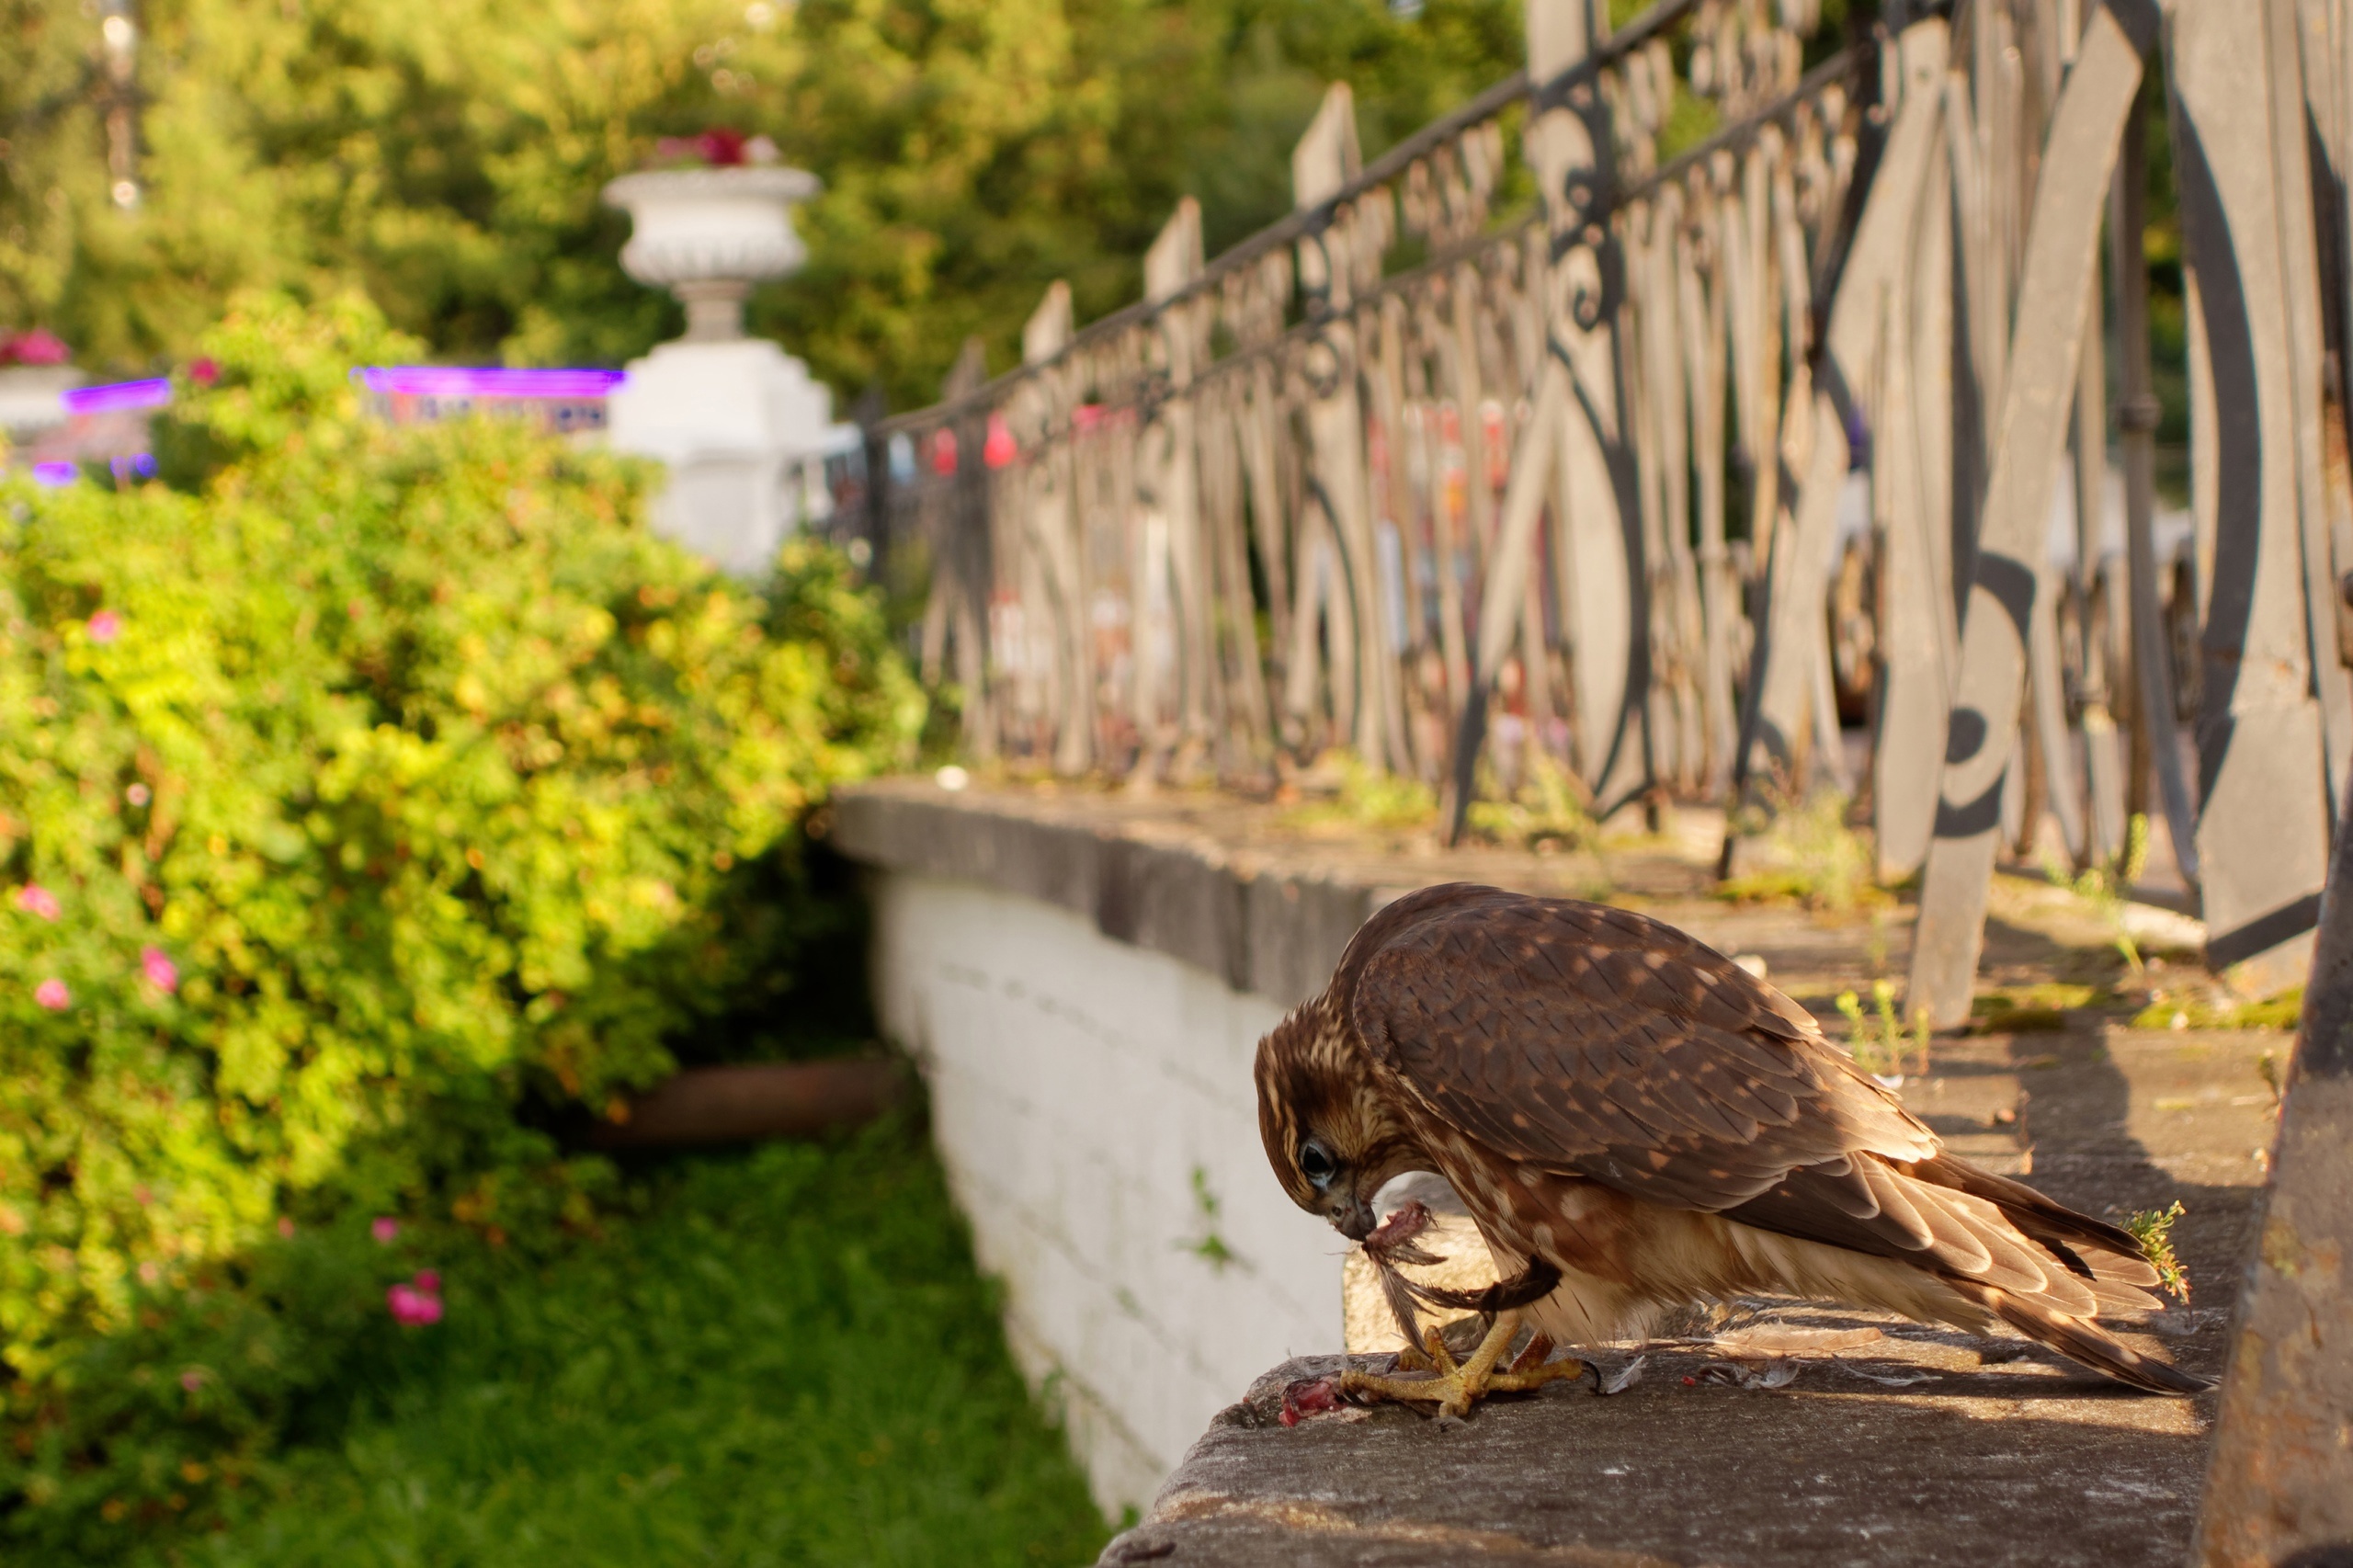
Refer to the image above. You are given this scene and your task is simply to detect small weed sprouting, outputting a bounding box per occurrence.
[1187,1233,1236,1269]
[1283,750,1438,833]
[1836,981,1928,1080]
[1835,986,1874,1074]
[2129,988,2303,1032]
[2124,1200,2190,1303]
[1464,751,1597,853]
[2256,1050,2284,1110]
[1972,983,2105,1034]
[1183,1165,1236,1271]
[1719,788,1884,914]
[2041,813,2152,974]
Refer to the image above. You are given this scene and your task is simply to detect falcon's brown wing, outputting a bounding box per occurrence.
[1344,886,1940,1218]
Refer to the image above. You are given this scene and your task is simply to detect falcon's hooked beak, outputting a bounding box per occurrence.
[1327,1187,1379,1242]
[1297,1135,1382,1239]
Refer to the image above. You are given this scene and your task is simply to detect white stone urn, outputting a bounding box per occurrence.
[600,165,848,575]
[0,366,85,437]
[602,166,820,341]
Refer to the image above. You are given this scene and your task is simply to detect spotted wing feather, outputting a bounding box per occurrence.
[1345,887,1939,1214]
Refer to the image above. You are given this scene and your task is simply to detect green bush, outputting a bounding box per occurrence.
[0,291,922,1551]
[12,1208,462,1549]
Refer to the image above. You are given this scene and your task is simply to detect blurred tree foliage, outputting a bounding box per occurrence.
[0,0,1521,406]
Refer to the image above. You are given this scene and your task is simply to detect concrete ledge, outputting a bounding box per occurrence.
[1101,1313,2220,1567]
[831,778,1389,1006]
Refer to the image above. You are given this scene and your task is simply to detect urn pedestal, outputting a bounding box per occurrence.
[601,165,844,575]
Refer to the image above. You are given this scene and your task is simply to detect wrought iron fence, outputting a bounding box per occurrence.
[847,0,1852,797]
[830,0,2353,1022]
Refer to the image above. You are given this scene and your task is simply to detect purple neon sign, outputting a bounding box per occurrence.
[358,367,628,399]
[62,378,173,416]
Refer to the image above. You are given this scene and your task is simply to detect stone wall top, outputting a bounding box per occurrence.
[826,776,1647,1008]
[824,776,2200,1014]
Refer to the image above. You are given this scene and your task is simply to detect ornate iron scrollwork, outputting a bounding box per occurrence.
[1542,76,1624,332]
[1296,329,1348,402]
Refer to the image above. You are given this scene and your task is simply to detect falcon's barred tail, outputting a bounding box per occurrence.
[1908,1156,2158,1289]
[1895,1157,2210,1393]
[1909,1158,2211,1394]
[1726,1152,2207,1392]
[1943,1278,2212,1395]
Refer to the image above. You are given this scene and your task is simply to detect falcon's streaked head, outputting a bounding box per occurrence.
[1254,881,2210,1409]
[1255,1002,1418,1241]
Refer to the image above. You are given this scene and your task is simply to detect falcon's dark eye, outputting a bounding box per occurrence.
[1298,1139,1337,1188]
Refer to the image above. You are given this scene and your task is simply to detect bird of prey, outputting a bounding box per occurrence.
[1256,883,2206,1417]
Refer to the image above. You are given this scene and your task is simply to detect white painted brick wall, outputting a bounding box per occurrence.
[870,871,1342,1517]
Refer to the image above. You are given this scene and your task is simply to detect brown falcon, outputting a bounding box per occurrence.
[1256,883,2205,1416]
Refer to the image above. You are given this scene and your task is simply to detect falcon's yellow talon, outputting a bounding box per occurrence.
[1339,1313,1585,1419]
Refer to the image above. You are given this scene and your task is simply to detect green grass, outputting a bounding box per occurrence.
[1281,750,1438,833]
[1463,754,1595,854]
[124,1126,1110,1568]
[1717,790,1887,915]
[1970,983,2112,1034]
[2131,987,2303,1032]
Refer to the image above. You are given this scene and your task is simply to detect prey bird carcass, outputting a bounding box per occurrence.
[1255,884,2205,1419]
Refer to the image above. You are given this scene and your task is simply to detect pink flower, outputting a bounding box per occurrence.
[86,610,121,644]
[33,978,68,1011]
[654,128,751,167]
[413,1270,440,1293]
[387,1283,444,1325]
[178,1369,205,1392]
[277,1216,297,1239]
[141,946,178,994]
[190,357,220,386]
[370,1217,400,1244]
[15,885,59,921]
[1,328,70,368]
